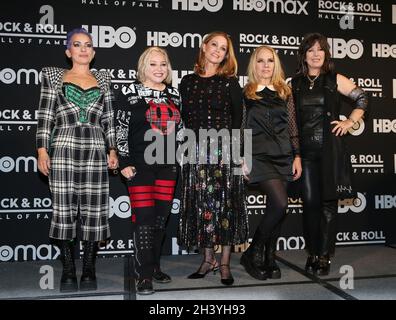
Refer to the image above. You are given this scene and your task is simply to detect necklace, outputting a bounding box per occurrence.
[307,74,320,90]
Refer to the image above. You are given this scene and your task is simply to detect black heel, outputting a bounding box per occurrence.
[220,264,234,286]
[188,260,219,279]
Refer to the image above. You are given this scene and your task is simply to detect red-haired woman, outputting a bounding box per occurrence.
[178,31,248,285]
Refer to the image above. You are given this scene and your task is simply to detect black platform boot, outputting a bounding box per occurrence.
[80,241,98,291]
[240,229,267,280]
[152,220,171,283]
[59,240,78,292]
[264,236,281,279]
[134,225,156,295]
[316,255,331,276]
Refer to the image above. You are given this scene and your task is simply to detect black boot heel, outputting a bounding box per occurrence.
[264,236,281,279]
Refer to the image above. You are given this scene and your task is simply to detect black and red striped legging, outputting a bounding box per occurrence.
[127,164,177,280]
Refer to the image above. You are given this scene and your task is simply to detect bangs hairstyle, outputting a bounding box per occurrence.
[137,47,173,84]
[194,31,237,78]
[244,46,291,101]
[66,27,92,49]
[296,32,334,75]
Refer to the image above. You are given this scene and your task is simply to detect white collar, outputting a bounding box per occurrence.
[257,84,275,92]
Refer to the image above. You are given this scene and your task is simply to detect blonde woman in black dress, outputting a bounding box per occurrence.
[241,45,301,280]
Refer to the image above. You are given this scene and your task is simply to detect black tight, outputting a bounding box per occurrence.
[256,179,288,239]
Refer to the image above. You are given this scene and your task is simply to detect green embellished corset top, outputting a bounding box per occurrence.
[63,82,101,123]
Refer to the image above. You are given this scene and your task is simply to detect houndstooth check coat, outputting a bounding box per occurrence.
[36,67,116,241]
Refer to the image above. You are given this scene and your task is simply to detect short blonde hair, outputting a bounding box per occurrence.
[244,45,291,100]
[137,47,173,84]
[194,31,237,78]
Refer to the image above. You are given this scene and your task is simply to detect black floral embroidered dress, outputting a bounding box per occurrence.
[178,73,248,249]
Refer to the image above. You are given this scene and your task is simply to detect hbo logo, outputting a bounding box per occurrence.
[372,44,396,58]
[328,38,364,59]
[373,119,396,133]
[339,115,365,136]
[338,192,367,213]
[172,0,223,12]
[109,196,131,218]
[82,25,136,49]
[171,198,180,214]
[375,195,396,209]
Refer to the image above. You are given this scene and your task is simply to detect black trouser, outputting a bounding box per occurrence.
[127,165,177,279]
[301,158,337,257]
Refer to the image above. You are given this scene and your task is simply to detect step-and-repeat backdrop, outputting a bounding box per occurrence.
[1,0,395,261]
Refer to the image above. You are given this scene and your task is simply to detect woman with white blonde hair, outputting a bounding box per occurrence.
[114,46,183,295]
[241,45,302,280]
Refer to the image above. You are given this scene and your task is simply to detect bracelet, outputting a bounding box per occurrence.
[348,117,357,124]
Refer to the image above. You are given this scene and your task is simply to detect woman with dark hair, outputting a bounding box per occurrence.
[114,47,183,295]
[292,33,368,275]
[240,45,301,280]
[178,31,248,285]
[36,28,118,292]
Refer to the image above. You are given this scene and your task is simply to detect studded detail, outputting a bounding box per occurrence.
[136,225,155,250]
[154,215,166,231]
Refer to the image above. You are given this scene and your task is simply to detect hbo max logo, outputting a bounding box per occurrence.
[172,0,223,12]
[147,32,204,48]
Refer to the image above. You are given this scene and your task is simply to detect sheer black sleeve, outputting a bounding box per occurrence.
[287,94,300,157]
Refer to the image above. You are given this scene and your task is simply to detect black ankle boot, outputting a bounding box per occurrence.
[316,255,331,276]
[80,241,98,291]
[240,230,267,280]
[305,255,319,273]
[153,269,172,283]
[59,240,78,292]
[264,236,281,279]
[136,279,154,295]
